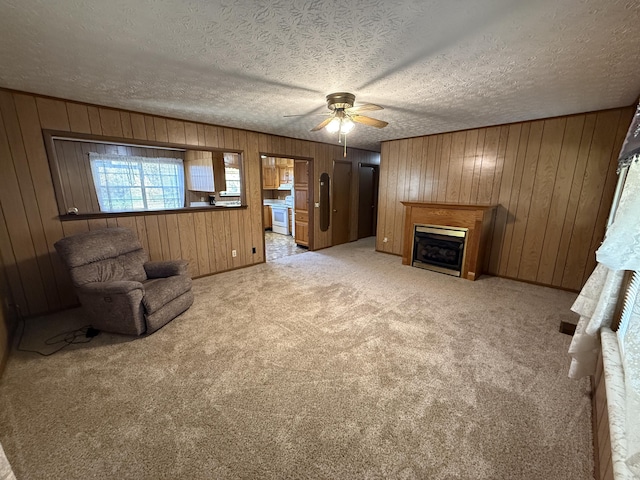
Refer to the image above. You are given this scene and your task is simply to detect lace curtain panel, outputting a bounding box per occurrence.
[569,264,624,378]
[597,159,640,270]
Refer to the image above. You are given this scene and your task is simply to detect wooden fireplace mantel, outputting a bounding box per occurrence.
[401,202,497,280]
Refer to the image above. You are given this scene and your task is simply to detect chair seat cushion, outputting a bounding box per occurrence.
[142,275,192,314]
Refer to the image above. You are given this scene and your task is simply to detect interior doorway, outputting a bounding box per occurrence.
[358,163,379,239]
[261,154,313,262]
[332,160,352,246]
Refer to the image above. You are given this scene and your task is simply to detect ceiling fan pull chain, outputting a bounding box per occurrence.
[343,134,347,158]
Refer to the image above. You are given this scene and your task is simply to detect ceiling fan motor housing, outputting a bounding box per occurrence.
[326,92,355,111]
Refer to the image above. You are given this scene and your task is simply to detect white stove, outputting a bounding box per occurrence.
[271,204,289,235]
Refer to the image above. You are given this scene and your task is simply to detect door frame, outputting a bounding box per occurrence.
[358,162,380,239]
[259,152,314,260]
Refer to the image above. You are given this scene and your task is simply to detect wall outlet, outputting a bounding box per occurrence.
[315,202,320,207]
[232,249,237,257]
[383,237,388,243]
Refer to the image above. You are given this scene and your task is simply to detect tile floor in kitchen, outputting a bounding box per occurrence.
[265,231,308,262]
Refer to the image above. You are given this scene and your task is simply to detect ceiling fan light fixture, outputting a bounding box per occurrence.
[340,117,355,134]
[325,117,341,133]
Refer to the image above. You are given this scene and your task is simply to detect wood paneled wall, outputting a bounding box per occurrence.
[593,349,614,480]
[0,89,379,326]
[0,266,14,377]
[376,107,634,290]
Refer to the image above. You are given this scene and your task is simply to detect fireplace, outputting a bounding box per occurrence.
[412,225,468,276]
[401,202,496,280]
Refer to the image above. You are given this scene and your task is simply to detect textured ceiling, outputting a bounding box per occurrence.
[1,0,639,151]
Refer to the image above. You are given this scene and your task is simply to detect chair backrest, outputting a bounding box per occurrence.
[54,227,148,287]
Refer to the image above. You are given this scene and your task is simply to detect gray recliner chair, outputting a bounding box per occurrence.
[54,227,194,335]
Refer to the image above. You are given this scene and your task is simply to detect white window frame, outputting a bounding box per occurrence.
[89,153,185,212]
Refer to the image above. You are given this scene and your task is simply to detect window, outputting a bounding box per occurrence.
[220,153,241,196]
[89,153,185,212]
[223,166,241,195]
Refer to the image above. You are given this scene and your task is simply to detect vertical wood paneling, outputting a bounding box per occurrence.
[130,113,147,140]
[506,120,544,278]
[66,103,92,134]
[469,130,486,203]
[86,107,102,135]
[35,98,70,131]
[594,350,614,480]
[377,107,633,290]
[536,116,585,284]
[562,109,622,290]
[14,94,75,306]
[393,140,409,253]
[0,101,49,315]
[437,134,451,202]
[120,112,133,139]
[445,131,466,203]
[582,113,631,285]
[518,117,565,281]
[488,124,519,273]
[98,108,123,137]
[382,142,399,252]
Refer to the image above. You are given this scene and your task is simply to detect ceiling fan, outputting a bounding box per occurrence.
[308,92,388,132]
[286,92,388,156]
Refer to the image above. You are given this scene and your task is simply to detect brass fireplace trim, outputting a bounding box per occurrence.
[411,224,469,277]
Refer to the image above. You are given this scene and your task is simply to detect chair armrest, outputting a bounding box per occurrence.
[80,280,143,295]
[144,260,189,278]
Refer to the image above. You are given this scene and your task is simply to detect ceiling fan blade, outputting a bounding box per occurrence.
[345,103,383,114]
[311,117,334,131]
[351,115,388,129]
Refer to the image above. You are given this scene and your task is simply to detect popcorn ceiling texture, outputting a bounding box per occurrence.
[0,0,639,150]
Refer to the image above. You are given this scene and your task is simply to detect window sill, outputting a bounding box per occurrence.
[58,204,248,221]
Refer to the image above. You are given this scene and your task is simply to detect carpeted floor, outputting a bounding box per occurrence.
[0,238,593,479]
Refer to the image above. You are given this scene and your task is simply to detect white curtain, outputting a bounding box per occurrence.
[89,153,185,212]
[618,272,640,477]
[569,159,640,476]
[568,264,624,378]
[0,441,16,480]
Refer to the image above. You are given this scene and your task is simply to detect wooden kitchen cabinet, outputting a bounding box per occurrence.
[262,157,277,189]
[294,159,310,247]
[263,205,272,230]
[277,159,294,186]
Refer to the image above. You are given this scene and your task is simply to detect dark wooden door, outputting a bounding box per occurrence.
[332,161,352,246]
[358,164,379,239]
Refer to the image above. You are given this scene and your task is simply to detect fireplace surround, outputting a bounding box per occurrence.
[401,202,496,280]
[412,224,468,276]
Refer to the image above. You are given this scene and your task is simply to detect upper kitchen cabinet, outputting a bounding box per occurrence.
[263,157,294,190]
[262,157,277,189]
[277,158,294,187]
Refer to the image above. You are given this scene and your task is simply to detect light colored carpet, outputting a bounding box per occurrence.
[0,237,593,479]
